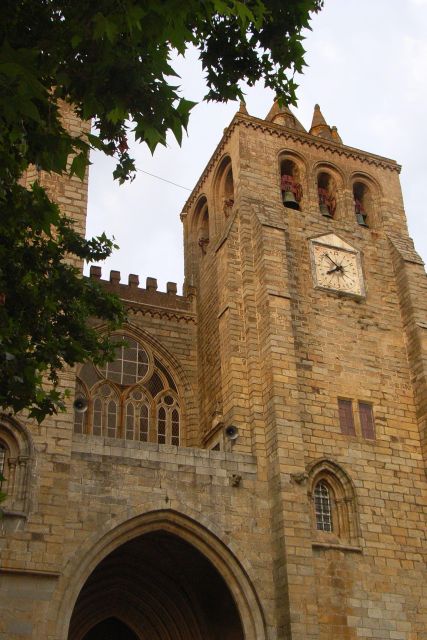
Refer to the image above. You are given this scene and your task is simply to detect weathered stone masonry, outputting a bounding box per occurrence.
[0,101,426,640]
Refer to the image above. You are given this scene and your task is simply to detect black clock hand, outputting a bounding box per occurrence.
[327,265,343,274]
[324,253,341,269]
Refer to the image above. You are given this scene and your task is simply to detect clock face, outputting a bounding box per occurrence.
[312,243,364,296]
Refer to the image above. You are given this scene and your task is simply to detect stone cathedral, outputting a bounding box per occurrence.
[1,100,427,640]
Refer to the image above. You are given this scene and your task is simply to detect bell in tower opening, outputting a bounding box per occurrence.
[353,181,369,226]
[317,172,337,218]
[280,159,303,210]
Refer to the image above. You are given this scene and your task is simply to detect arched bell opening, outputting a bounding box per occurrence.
[280,158,303,210]
[192,196,210,255]
[223,166,235,215]
[353,181,370,227]
[317,172,337,218]
[213,156,235,231]
[68,530,245,640]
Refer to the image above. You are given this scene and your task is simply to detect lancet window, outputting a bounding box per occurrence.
[308,460,360,546]
[156,394,180,446]
[74,335,181,446]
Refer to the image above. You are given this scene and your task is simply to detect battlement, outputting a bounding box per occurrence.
[89,266,196,313]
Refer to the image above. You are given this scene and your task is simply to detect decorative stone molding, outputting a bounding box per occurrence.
[0,415,35,523]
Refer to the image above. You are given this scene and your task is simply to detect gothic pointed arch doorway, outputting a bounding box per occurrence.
[68,529,245,640]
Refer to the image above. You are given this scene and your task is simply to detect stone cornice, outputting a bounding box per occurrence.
[183,112,401,211]
[126,302,197,324]
[239,113,401,171]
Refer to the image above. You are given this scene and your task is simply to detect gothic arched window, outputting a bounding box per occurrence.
[74,336,182,446]
[90,383,118,438]
[156,394,180,446]
[124,388,150,442]
[308,460,360,546]
[0,416,34,516]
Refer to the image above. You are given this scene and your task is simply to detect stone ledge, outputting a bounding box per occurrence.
[71,434,257,472]
[0,566,61,577]
[312,541,363,554]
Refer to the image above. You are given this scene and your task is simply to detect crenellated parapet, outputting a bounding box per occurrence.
[89,266,197,321]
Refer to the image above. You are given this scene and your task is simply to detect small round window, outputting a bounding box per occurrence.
[98,336,150,386]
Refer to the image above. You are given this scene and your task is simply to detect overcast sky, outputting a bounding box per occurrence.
[86,0,427,292]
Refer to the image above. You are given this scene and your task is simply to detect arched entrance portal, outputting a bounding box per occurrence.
[69,531,244,640]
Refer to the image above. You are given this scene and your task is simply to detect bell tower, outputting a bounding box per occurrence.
[182,100,427,638]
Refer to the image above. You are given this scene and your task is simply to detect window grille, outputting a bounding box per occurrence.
[93,397,103,436]
[314,481,333,532]
[107,400,117,438]
[125,403,135,440]
[146,372,164,398]
[139,405,149,442]
[171,409,180,446]
[99,337,149,385]
[157,407,166,444]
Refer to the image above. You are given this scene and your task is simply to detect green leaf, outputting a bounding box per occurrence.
[69,153,89,180]
[0,0,323,420]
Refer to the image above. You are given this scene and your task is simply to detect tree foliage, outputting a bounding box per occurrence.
[0,0,322,421]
